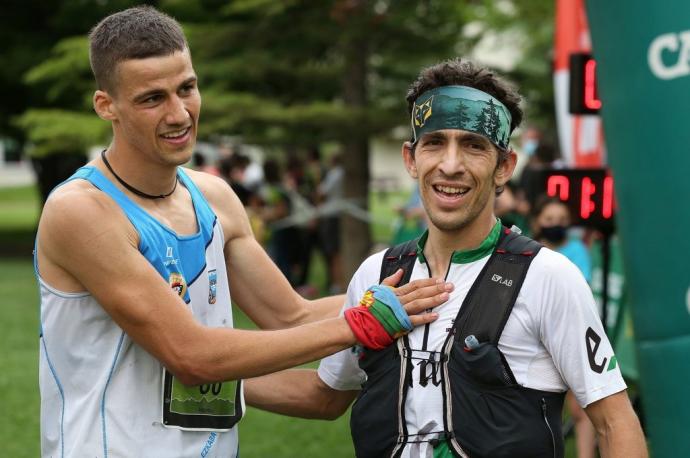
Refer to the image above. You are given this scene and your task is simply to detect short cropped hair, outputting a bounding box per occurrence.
[89,5,187,93]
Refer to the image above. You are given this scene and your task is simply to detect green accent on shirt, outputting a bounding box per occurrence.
[607,355,618,371]
[432,439,455,458]
[416,220,502,265]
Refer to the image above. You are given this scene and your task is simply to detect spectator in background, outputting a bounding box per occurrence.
[219,153,252,206]
[494,180,531,236]
[531,194,595,458]
[530,195,591,282]
[390,185,427,245]
[519,140,561,208]
[259,158,299,284]
[285,152,317,292]
[191,150,220,176]
[317,153,344,293]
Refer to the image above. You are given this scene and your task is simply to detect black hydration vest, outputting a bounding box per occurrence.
[350,227,565,458]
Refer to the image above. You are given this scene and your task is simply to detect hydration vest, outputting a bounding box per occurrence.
[350,227,565,458]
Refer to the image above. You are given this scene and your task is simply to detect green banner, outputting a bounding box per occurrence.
[586,2,690,456]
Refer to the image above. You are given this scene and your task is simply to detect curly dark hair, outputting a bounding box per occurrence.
[406,58,523,134]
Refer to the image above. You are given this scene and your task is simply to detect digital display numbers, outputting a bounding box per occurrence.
[569,52,602,114]
[538,168,615,233]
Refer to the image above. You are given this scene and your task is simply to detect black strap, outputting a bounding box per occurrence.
[453,228,542,345]
[379,238,419,286]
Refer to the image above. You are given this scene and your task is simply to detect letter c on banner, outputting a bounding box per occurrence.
[648,31,690,80]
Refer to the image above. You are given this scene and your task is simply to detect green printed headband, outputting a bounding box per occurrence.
[411,85,513,150]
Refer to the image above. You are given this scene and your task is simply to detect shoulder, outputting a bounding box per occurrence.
[182,168,250,241]
[343,248,387,308]
[519,246,593,318]
[353,248,388,283]
[182,167,236,206]
[528,246,588,286]
[38,179,137,261]
[41,179,126,232]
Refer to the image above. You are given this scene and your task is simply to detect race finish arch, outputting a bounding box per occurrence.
[586,1,690,456]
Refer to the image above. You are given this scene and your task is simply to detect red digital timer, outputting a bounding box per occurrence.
[539,168,615,233]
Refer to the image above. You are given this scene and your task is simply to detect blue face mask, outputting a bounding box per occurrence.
[522,139,538,157]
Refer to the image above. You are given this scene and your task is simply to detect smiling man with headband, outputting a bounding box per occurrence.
[244,58,646,458]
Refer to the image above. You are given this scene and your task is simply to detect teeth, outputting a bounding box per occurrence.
[435,185,468,195]
[161,128,188,138]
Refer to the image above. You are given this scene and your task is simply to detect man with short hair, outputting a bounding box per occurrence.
[245,59,647,457]
[35,6,452,456]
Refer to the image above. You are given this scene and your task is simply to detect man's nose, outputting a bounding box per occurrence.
[438,143,466,176]
[165,96,190,126]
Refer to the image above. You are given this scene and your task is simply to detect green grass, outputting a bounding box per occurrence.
[0,185,40,231]
[0,259,40,457]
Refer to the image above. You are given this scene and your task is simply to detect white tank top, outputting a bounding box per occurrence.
[38,167,243,457]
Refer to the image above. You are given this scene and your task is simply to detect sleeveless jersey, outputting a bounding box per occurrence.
[37,166,243,458]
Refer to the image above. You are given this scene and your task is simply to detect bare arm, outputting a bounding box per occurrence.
[585,390,647,458]
[38,183,449,386]
[245,369,357,420]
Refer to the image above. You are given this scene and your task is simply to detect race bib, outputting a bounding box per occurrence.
[162,369,243,430]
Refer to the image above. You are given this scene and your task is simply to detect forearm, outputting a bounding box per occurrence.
[597,418,648,458]
[178,317,356,384]
[587,392,648,458]
[301,294,346,323]
[245,368,357,420]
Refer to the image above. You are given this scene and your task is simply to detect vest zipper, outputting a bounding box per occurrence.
[390,339,409,458]
[541,398,556,458]
[442,335,469,458]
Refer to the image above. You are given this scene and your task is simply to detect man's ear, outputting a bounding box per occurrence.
[494,148,518,188]
[402,141,418,179]
[93,90,117,121]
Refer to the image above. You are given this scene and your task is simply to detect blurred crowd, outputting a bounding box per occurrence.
[191,144,344,297]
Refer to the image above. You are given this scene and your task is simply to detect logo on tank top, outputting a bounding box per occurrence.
[164,246,179,267]
[208,269,217,304]
[169,272,187,298]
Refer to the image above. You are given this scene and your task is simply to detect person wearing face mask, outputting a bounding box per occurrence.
[531,194,596,458]
[530,194,592,282]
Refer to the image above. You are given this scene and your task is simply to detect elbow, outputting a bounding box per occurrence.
[317,393,353,421]
[320,407,346,421]
[271,298,312,329]
[163,345,227,386]
[166,358,209,386]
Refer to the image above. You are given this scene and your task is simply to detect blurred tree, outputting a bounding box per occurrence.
[3,0,153,201]
[470,0,557,136]
[164,0,472,278]
[11,0,557,276]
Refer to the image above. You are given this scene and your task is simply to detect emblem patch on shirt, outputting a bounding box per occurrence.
[169,272,187,298]
[585,327,617,373]
[208,269,217,304]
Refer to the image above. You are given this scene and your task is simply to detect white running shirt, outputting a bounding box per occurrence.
[319,243,626,458]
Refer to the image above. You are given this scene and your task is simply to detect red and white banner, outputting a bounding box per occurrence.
[554,0,605,167]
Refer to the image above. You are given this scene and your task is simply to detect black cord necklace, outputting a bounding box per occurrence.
[101,150,178,199]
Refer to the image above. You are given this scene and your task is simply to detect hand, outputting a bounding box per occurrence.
[381,269,452,328]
